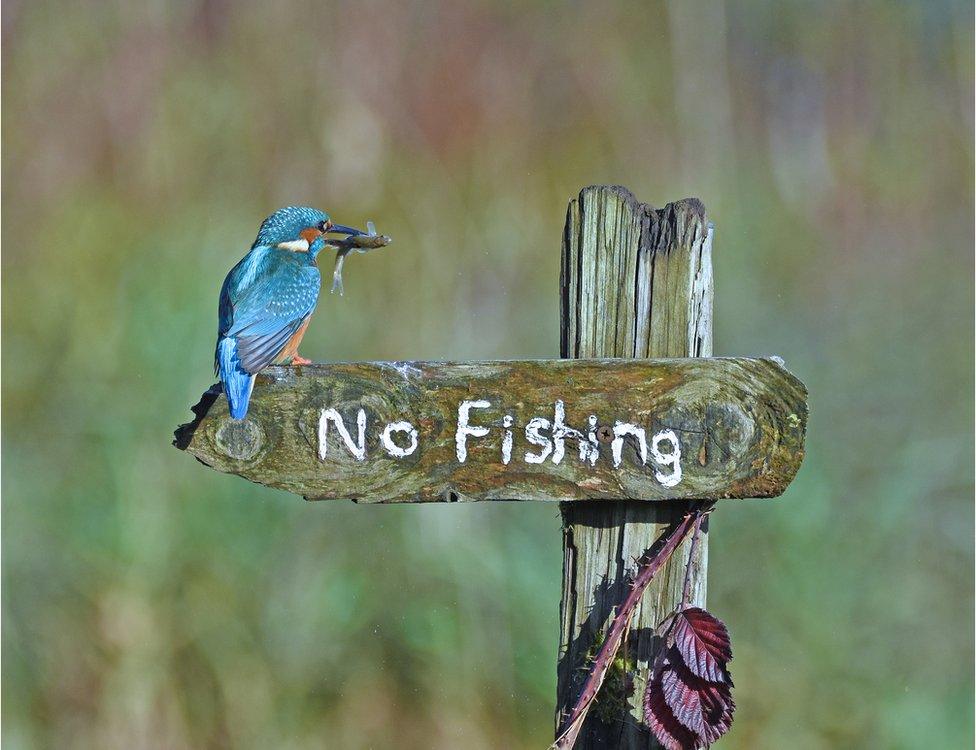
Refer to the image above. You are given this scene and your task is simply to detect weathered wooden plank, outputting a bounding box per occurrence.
[174,357,806,504]
[556,187,716,747]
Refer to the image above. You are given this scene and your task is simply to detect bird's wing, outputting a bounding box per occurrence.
[218,250,321,375]
[218,246,271,338]
[235,315,310,374]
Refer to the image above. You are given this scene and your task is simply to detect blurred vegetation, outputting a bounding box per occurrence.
[2,1,973,748]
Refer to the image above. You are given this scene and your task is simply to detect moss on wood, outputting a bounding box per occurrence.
[174,357,806,504]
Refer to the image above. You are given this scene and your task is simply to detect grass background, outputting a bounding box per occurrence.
[3,1,973,747]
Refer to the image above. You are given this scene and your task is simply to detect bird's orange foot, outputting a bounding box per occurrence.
[290,354,313,366]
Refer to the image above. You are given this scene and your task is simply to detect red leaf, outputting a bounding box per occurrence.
[670,607,733,684]
[645,606,737,749]
[659,658,735,745]
[644,677,702,750]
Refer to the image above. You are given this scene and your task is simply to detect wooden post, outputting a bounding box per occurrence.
[557,186,714,747]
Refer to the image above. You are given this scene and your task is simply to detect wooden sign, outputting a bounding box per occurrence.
[174,357,807,503]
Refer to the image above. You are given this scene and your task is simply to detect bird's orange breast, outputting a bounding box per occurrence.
[274,317,312,364]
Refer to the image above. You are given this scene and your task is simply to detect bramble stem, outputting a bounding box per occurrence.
[680,512,706,607]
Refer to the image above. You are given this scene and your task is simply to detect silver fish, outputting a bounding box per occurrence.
[327,221,393,295]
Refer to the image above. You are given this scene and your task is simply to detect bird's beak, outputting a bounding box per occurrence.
[325,222,366,236]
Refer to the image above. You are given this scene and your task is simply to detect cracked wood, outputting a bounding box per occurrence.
[557,186,719,748]
[174,357,806,503]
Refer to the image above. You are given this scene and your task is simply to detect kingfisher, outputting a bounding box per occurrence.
[215,206,365,420]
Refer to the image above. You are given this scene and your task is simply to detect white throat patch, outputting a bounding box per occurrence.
[276,238,310,253]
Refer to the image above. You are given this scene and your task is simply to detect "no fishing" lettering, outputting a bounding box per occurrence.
[317,399,682,487]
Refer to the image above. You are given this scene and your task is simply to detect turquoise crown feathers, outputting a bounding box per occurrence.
[253,206,330,248]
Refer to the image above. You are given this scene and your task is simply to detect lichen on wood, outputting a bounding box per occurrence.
[174,356,806,504]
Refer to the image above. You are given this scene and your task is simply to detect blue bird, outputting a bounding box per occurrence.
[216,206,364,420]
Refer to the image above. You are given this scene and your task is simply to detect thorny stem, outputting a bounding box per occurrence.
[552,505,710,750]
[680,511,706,607]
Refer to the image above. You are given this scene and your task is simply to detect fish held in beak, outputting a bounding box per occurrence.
[328,221,393,296]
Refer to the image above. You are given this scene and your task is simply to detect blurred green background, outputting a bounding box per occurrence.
[3,1,973,747]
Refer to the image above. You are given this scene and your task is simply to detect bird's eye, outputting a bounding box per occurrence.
[318,220,329,232]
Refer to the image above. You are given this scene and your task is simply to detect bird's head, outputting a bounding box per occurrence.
[254,206,364,256]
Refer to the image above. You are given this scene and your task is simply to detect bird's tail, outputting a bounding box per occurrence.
[217,337,255,420]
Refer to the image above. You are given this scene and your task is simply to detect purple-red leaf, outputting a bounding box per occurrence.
[659,658,735,744]
[644,679,702,750]
[644,606,736,749]
[670,607,733,684]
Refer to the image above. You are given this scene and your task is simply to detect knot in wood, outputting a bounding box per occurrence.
[214,418,264,461]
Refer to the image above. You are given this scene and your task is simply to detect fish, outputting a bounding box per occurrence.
[326,221,393,295]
